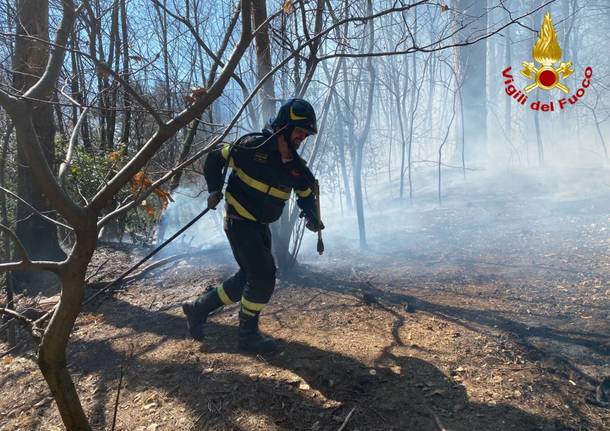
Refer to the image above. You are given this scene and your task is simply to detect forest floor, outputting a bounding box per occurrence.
[1,169,610,430]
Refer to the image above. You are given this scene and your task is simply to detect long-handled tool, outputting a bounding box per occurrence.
[313,180,324,255]
[84,206,214,304]
[85,142,238,305]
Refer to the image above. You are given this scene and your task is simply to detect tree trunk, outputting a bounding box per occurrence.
[70,32,91,150]
[252,0,277,123]
[456,0,488,166]
[38,231,97,431]
[337,113,352,210]
[406,52,417,202]
[13,0,65,289]
[352,0,376,249]
[504,26,512,147]
[120,0,131,147]
[1,120,15,346]
[591,109,608,160]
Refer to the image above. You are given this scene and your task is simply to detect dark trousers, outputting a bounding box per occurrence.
[216,217,276,315]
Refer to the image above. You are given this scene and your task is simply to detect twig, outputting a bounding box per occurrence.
[426,406,447,431]
[189,412,206,431]
[84,208,212,305]
[0,307,34,327]
[0,318,14,332]
[0,340,24,359]
[0,186,74,231]
[337,407,356,431]
[85,258,110,283]
[118,251,205,284]
[0,307,42,339]
[0,224,29,261]
[110,359,125,431]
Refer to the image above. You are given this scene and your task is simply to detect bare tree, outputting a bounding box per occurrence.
[13,0,66,287]
[0,0,254,427]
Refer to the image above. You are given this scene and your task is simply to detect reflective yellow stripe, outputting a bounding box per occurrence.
[241,297,265,312]
[221,144,235,167]
[235,168,290,200]
[217,284,233,305]
[221,144,231,160]
[240,306,256,316]
[296,188,312,198]
[225,191,257,221]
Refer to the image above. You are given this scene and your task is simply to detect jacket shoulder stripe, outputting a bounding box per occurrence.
[225,191,257,221]
[235,168,290,200]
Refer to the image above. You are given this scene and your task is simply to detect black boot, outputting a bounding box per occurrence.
[238,311,277,353]
[182,289,223,341]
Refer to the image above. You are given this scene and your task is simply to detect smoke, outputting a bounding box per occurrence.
[297,162,610,279]
[155,186,227,256]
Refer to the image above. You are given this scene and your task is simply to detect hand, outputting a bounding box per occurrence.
[300,210,324,232]
[306,218,325,232]
[207,191,223,209]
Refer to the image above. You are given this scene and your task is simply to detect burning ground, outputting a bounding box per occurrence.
[1,168,610,430]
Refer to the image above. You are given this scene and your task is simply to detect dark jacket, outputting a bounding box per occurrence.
[204,129,317,224]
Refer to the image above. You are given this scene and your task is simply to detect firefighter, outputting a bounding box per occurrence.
[182,98,324,353]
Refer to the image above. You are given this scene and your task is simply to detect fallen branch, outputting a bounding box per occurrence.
[85,258,110,283]
[0,307,34,327]
[0,340,24,359]
[0,307,42,339]
[110,359,126,431]
[84,207,212,305]
[337,407,356,431]
[119,251,206,284]
[427,406,447,431]
[0,318,13,332]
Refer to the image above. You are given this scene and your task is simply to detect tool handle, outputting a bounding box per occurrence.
[313,180,324,255]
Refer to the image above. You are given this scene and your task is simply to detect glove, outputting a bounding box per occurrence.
[299,209,325,232]
[207,191,223,209]
[306,218,325,232]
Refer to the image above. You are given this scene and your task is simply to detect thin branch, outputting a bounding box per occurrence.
[0,223,62,271]
[87,56,165,126]
[0,259,62,273]
[4,36,164,125]
[337,407,356,431]
[110,359,125,431]
[0,186,74,231]
[58,104,91,181]
[0,223,29,261]
[0,307,34,327]
[23,0,77,101]
[150,0,252,93]
[0,341,25,359]
[0,87,19,112]
[88,0,254,214]
[0,307,43,339]
[317,0,557,62]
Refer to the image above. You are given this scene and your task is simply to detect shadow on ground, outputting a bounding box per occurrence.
[77,296,577,430]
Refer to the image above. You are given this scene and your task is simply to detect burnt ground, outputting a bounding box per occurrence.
[1,170,610,430]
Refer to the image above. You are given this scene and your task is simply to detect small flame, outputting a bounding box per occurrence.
[533,13,562,66]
